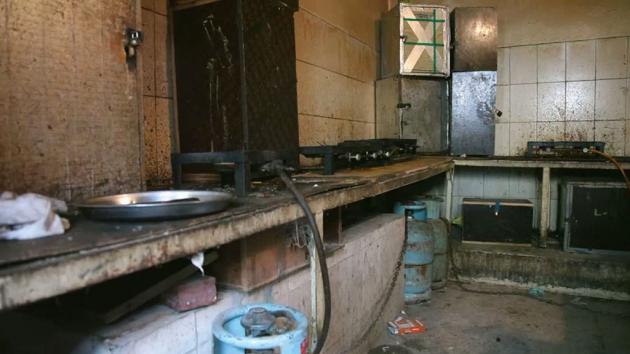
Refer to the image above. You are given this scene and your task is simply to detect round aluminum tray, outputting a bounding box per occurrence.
[76,190,234,221]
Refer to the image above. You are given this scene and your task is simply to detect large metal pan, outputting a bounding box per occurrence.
[76,190,234,221]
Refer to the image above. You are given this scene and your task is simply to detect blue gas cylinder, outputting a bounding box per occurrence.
[394,201,434,303]
[393,201,427,221]
[413,196,443,220]
[213,303,308,354]
[403,196,449,289]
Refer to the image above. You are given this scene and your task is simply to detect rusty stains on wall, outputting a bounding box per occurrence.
[141,0,173,187]
[295,0,388,167]
[0,0,143,201]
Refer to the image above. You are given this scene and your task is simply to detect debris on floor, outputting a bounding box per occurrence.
[370,283,630,354]
[387,312,426,335]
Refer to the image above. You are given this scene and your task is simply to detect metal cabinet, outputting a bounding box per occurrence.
[452,7,497,72]
[376,76,448,153]
[560,181,630,254]
[451,71,496,155]
[463,198,534,244]
[380,4,450,78]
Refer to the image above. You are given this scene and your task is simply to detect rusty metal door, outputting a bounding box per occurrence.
[400,78,448,153]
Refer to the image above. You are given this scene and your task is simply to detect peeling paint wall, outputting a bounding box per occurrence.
[141,0,173,186]
[0,0,143,201]
[295,0,389,150]
[405,0,630,156]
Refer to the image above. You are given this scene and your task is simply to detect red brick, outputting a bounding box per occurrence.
[163,276,217,312]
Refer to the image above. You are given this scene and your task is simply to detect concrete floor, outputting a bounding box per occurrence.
[369,283,630,354]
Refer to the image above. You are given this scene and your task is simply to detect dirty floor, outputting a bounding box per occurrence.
[369,283,630,354]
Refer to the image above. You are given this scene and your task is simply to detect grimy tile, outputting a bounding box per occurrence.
[510,45,537,84]
[566,120,595,141]
[537,82,565,122]
[296,61,374,123]
[495,85,510,123]
[509,122,536,156]
[142,9,156,96]
[494,122,510,156]
[497,48,510,85]
[596,37,628,80]
[294,10,377,83]
[566,40,596,81]
[595,120,625,156]
[595,79,627,121]
[566,81,595,121]
[155,13,170,98]
[537,42,565,83]
[299,0,387,52]
[156,98,172,182]
[143,96,158,181]
[510,84,537,123]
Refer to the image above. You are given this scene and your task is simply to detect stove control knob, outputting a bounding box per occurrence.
[348,153,362,162]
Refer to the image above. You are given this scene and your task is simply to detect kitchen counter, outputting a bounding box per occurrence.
[0,156,453,310]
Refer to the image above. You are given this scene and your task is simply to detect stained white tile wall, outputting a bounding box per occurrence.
[494,36,630,156]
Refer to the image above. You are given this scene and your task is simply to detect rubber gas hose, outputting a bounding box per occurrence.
[589,148,630,193]
[263,162,331,354]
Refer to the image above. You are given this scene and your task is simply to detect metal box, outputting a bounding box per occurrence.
[375,76,448,152]
[452,7,497,72]
[380,4,450,78]
[451,71,496,155]
[560,181,630,254]
[463,198,534,244]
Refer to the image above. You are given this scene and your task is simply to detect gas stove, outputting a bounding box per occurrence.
[300,139,417,175]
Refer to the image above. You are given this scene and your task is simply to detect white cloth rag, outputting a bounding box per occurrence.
[0,192,68,240]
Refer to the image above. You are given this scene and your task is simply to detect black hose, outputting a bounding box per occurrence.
[276,169,331,354]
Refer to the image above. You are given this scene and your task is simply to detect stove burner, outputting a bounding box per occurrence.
[300,139,417,175]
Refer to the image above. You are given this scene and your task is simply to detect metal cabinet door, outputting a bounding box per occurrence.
[400,78,447,152]
[400,4,450,77]
[451,71,496,155]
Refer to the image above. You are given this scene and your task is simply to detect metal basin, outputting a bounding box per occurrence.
[76,190,234,221]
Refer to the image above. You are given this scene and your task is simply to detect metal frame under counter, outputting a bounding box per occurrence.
[449,157,630,248]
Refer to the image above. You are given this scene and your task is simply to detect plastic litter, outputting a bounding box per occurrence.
[387,313,426,335]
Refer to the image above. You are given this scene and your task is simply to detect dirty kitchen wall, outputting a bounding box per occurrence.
[148,0,390,171]
[0,0,143,201]
[407,0,630,156]
[294,0,389,148]
[141,0,173,186]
